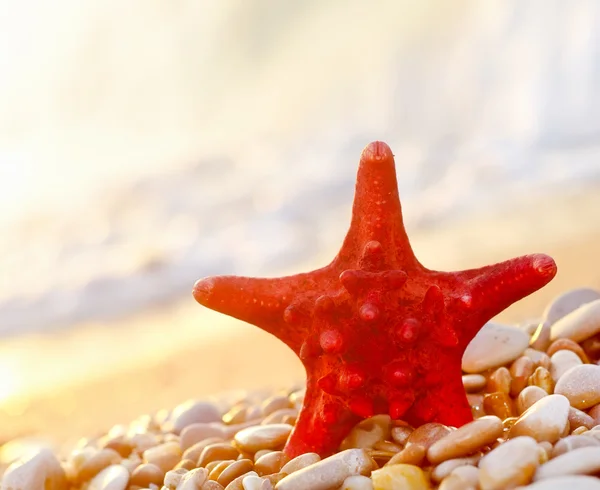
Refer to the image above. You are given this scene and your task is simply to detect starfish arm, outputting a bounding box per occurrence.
[193,271,328,352]
[283,377,361,458]
[425,370,474,428]
[456,253,557,334]
[337,141,418,269]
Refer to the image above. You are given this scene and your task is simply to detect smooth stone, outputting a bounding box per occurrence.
[235,424,293,453]
[535,446,600,480]
[549,350,583,382]
[275,449,373,490]
[462,323,529,373]
[180,422,225,450]
[169,400,222,434]
[478,436,539,490]
[462,374,487,393]
[516,386,548,415]
[544,288,600,326]
[523,476,600,489]
[88,464,129,490]
[340,475,374,490]
[280,453,320,474]
[427,416,503,464]
[550,299,600,343]
[142,441,182,473]
[371,464,431,490]
[554,364,600,409]
[341,415,391,450]
[508,394,570,443]
[430,454,480,482]
[1,448,67,490]
[552,435,600,458]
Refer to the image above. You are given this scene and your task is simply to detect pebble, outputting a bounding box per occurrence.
[462,323,529,373]
[280,452,320,474]
[430,454,480,482]
[554,364,600,409]
[534,446,600,480]
[88,464,129,490]
[341,415,391,450]
[516,386,548,415]
[74,448,121,483]
[168,400,222,434]
[176,467,210,490]
[569,407,596,430]
[462,374,487,393]
[530,321,552,351]
[371,464,430,490]
[550,299,600,343]
[549,350,582,382]
[546,338,589,362]
[340,475,374,490]
[544,288,600,325]
[552,435,600,458]
[143,441,182,473]
[508,394,570,443]
[217,459,254,488]
[1,448,67,490]
[235,424,293,453]
[388,423,451,466]
[254,451,289,475]
[274,449,373,490]
[129,463,165,487]
[180,422,226,450]
[523,475,600,489]
[478,436,539,490]
[427,416,503,464]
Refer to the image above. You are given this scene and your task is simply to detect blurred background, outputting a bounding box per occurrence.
[0,0,600,453]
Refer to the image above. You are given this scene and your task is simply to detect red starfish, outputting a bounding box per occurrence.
[193,141,556,458]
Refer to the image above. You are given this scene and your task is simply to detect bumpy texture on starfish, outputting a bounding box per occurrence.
[193,141,557,458]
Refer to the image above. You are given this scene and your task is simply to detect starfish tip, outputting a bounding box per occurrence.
[360,141,394,164]
[192,277,216,304]
[532,253,557,279]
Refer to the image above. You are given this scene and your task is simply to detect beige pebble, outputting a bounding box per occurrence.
[516,386,548,415]
[589,404,600,425]
[1,448,67,490]
[462,323,529,373]
[554,364,600,409]
[390,425,413,446]
[183,437,226,462]
[388,423,450,466]
[341,415,391,450]
[197,443,240,467]
[163,468,188,488]
[523,349,552,370]
[549,350,583,382]
[340,475,374,490]
[483,392,515,419]
[550,299,600,343]
[176,467,210,490]
[439,465,479,490]
[280,453,320,474]
[261,395,292,416]
[254,451,289,475]
[88,464,129,490]
[530,321,552,351]
[487,367,512,394]
[235,424,292,453]
[546,338,590,362]
[462,374,487,393]
[523,476,600,489]
[427,416,503,464]
[75,448,121,483]
[169,400,222,435]
[274,449,374,490]
[528,367,555,394]
[224,471,260,490]
[261,409,298,426]
[143,441,182,473]
[181,423,226,451]
[130,463,165,487]
[544,288,600,325]
[371,464,430,490]
[478,436,539,490]
[508,394,570,443]
[241,475,266,490]
[430,454,480,482]
[569,407,596,431]
[217,459,254,488]
[551,435,600,458]
[129,433,159,453]
[203,480,226,490]
[535,446,600,480]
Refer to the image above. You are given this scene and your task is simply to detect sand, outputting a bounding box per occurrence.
[0,189,599,461]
